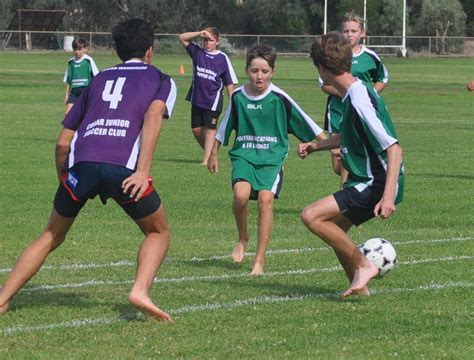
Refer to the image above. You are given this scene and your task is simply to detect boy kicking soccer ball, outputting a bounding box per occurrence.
[298,32,404,297]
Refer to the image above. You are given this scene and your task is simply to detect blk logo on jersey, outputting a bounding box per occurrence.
[247,104,262,110]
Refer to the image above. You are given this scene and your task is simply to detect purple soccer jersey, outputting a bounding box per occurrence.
[186,42,238,112]
[62,61,177,170]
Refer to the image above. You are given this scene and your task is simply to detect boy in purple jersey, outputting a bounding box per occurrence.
[0,19,177,321]
[179,27,238,165]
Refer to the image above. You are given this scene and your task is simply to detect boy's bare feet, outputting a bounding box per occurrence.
[0,302,9,314]
[250,260,265,275]
[342,261,379,297]
[231,240,248,263]
[128,292,173,322]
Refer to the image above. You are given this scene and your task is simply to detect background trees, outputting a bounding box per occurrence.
[0,0,471,37]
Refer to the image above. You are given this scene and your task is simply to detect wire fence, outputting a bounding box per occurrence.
[2,30,474,58]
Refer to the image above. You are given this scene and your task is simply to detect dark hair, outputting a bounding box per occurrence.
[112,18,155,61]
[310,32,352,75]
[72,38,88,50]
[246,44,277,69]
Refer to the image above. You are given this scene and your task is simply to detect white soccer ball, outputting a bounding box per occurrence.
[358,238,397,276]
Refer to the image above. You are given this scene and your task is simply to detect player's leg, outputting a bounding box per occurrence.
[128,204,172,322]
[0,208,75,314]
[191,106,205,150]
[201,127,217,165]
[251,190,274,275]
[231,181,251,263]
[301,195,378,297]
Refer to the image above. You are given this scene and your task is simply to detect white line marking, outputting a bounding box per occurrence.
[2,281,473,336]
[1,236,472,273]
[20,255,473,293]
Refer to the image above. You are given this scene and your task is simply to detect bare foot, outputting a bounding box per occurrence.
[359,286,371,296]
[128,292,173,322]
[200,161,207,166]
[250,260,264,275]
[231,240,248,263]
[342,262,379,298]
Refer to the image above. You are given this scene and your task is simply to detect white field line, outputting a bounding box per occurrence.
[0,236,472,274]
[20,255,473,293]
[2,280,473,336]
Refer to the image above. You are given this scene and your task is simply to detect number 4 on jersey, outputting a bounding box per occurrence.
[102,77,126,109]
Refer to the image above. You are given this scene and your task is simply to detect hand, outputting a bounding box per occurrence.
[200,30,210,39]
[207,155,218,173]
[122,171,150,202]
[373,197,396,220]
[64,96,68,105]
[467,80,474,92]
[297,142,317,159]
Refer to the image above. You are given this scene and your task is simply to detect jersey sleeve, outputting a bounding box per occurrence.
[371,55,389,84]
[89,57,100,76]
[221,54,239,86]
[216,93,237,145]
[185,42,201,59]
[352,87,398,154]
[152,75,177,119]
[63,61,71,84]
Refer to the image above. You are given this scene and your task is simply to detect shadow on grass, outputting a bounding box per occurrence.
[158,158,200,164]
[7,290,93,312]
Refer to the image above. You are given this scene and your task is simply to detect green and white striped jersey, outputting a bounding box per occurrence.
[216,83,323,167]
[63,55,99,88]
[341,79,404,203]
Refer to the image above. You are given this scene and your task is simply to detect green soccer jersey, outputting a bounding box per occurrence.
[216,83,323,191]
[63,55,99,89]
[340,79,404,203]
[321,47,388,133]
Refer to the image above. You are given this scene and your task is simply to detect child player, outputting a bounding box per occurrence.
[298,32,404,297]
[320,11,388,188]
[179,28,238,165]
[208,44,325,275]
[0,19,177,321]
[63,38,99,114]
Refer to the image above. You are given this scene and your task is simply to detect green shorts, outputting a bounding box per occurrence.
[231,157,283,200]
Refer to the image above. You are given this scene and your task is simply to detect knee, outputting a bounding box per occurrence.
[301,206,319,229]
[257,195,273,212]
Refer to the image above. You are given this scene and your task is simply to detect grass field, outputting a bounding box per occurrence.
[0,52,473,359]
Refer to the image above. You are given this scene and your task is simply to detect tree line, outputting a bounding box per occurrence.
[1,0,472,37]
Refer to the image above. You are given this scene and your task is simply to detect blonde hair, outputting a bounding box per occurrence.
[341,10,365,31]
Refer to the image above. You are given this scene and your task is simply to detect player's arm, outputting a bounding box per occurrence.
[64,84,70,104]
[373,143,403,219]
[207,139,221,174]
[179,30,206,47]
[297,134,341,159]
[374,82,386,93]
[225,84,234,98]
[55,128,75,182]
[122,100,166,202]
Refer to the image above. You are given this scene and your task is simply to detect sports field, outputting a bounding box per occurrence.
[0,52,473,358]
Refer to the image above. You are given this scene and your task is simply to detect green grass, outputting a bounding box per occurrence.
[1,52,473,359]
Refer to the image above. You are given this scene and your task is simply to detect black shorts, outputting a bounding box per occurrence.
[67,87,87,104]
[54,162,161,220]
[191,105,221,129]
[333,184,384,226]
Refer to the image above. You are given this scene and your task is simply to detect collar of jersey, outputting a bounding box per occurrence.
[241,83,274,101]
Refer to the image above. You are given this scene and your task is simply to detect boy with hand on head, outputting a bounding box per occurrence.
[63,38,99,114]
[299,32,404,297]
[0,18,177,321]
[320,11,388,188]
[179,27,238,165]
[208,44,325,275]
